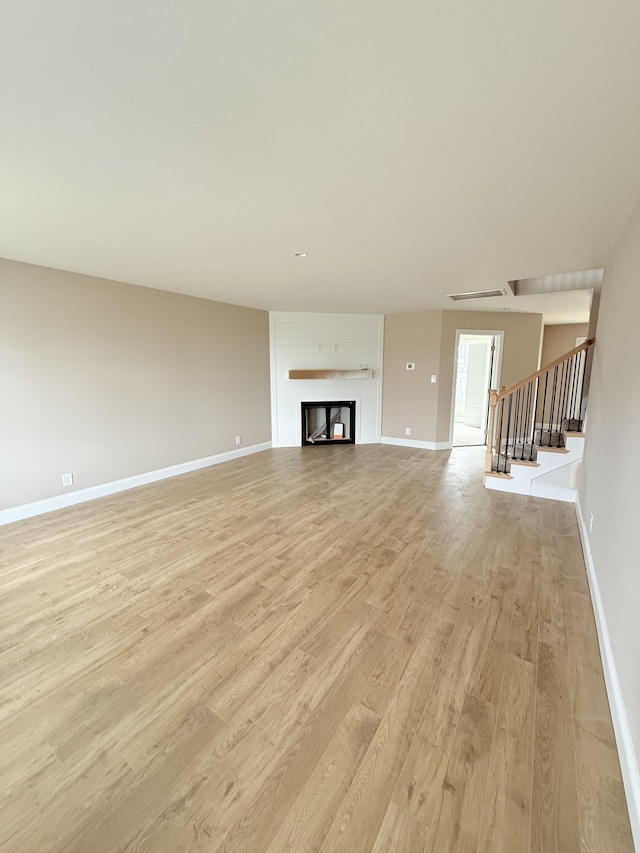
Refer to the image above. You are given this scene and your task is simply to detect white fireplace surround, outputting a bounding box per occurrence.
[269,312,384,447]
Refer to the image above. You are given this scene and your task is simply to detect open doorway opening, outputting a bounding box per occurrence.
[451,331,503,447]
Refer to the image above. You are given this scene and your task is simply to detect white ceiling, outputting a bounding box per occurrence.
[2,2,640,323]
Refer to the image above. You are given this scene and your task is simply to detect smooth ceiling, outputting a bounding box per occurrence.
[2,1,640,317]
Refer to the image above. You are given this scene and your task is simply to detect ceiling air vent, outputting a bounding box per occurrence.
[448,289,505,301]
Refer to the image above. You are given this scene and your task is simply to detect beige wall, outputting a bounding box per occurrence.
[435,310,544,443]
[0,259,271,509]
[578,199,640,774]
[540,322,589,368]
[382,309,543,444]
[381,311,442,442]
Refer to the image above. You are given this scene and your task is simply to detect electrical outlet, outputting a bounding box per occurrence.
[62,472,73,487]
[589,512,594,533]
[235,435,242,446]
[405,427,411,436]
[406,363,416,371]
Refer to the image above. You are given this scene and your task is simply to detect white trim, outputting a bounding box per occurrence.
[530,483,577,503]
[449,329,504,448]
[575,495,640,848]
[381,436,450,451]
[269,312,279,448]
[0,442,273,526]
[374,316,385,444]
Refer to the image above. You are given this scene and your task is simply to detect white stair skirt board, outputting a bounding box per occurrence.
[485,434,585,501]
[576,497,640,849]
[530,458,582,503]
[529,483,577,503]
[0,442,272,526]
[381,436,451,451]
[533,457,582,488]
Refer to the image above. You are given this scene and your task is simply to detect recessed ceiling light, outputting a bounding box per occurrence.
[294,252,307,258]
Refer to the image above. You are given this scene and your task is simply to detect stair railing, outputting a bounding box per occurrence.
[485,338,595,475]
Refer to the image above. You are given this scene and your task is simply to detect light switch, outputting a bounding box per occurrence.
[431,374,437,383]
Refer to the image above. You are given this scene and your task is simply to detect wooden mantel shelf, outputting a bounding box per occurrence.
[288,369,373,380]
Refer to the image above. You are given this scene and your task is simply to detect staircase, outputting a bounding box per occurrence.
[484,338,595,502]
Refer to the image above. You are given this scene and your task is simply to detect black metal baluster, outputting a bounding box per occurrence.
[555,364,562,435]
[578,347,588,424]
[496,398,504,471]
[558,360,568,434]
[564,359,571,427]
[561,359,569,432]
[547,366,558,444]
[532,375,540,448]
[521,383,529,457]
[575,350,587,422]
[514,388,524,452]
[523,383,529,453]
[557,362,565,435]
[529,379,535,439]
[505,393,513,467]
[571,352,580,426]
[567,355,575,427]
[561,359,570,429]
[540,370,549,445]
[555,362,563,434]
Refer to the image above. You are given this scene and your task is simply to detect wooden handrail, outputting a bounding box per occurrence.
[496,338,595,401]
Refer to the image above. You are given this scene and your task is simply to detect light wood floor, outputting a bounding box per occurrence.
[0,445,633,852]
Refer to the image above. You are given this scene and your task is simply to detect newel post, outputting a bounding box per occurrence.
[485,390,499,473]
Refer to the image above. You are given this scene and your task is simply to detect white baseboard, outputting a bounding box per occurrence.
[381,436,450,451]
[0,442,272,526]
[575,496,640,848]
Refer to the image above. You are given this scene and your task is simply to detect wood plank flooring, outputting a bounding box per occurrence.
[0,445,633,852]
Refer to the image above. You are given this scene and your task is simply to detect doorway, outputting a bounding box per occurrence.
[450,331,503,447]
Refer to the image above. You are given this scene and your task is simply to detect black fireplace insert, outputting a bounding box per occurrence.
[301,401,356,446]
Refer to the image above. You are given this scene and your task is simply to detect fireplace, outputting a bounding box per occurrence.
[301,401,356,446]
